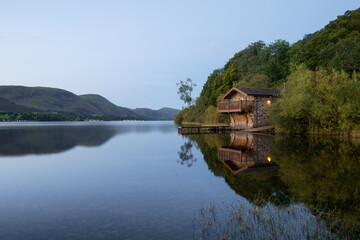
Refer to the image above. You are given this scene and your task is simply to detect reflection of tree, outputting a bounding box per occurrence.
[177,140,197,167]
[271,135,360,224]
[271,136,360,238]
[185,132,360,238]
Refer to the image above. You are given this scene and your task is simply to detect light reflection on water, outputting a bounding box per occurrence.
[0,121,358,239]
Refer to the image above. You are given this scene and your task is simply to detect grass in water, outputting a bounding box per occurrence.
[193,195,359,239]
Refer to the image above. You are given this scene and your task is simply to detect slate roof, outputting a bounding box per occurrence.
[234,87,280,96]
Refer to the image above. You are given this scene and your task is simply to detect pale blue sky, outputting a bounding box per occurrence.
[0,0,358,109]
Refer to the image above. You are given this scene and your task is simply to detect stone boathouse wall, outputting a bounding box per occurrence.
[229,132,273,163]
[229,93,277,129]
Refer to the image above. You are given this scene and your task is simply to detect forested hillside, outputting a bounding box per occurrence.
[0,86,139,121]
[175,8,360,132]
[0,86,179,121]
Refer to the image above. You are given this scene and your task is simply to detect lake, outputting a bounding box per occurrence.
[0,121,358,239]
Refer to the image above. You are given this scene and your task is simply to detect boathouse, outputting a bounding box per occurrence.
[218,87,280,129]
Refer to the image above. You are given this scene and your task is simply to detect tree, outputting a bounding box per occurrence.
[258,39,290,85]
[303,8,360,72]
[270,65,358,132]
[177,78,197,107]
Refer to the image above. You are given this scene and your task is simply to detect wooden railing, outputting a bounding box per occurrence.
[218,148,253,163]
[218,148,254,174]
[219,148,278,174]
[218,100,254,113]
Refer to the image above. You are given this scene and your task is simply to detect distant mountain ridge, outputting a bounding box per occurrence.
[0,86,179,120]
[133,107,181,120]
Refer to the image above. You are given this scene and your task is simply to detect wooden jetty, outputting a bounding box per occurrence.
[178,124,275,135]
[178,125,231,135]
[242,124,275,132]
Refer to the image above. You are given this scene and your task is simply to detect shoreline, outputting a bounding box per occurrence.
[179,121,360,139]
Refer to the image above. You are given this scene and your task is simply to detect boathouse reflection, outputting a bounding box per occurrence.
[218,133,277,174]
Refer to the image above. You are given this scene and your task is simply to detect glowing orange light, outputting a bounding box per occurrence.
[266,100,271,106]
[267,156,271,162]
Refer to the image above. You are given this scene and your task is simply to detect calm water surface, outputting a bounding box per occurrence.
[0,121,358,239]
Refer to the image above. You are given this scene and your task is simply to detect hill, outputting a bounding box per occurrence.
[0,86,102,114]
[0,86,179,121]
[175,7,360,125]
[0,97,39,112]
[79,94,137,117]
[133,107,180,120]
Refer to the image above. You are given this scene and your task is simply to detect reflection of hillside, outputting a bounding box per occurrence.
[0,122,177,156]
[0,126,118,156]
[271,136,360,223]
[184,133,288,206]
[189,132,360,212]
[185,132,360,236]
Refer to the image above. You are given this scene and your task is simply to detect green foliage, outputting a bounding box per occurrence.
[199,68,224,107]
[319,34,360,73]
[338,72,360,130]
[182,106,198,123]
[235,73,271,88]
[271,65,360,132]
[304,8,360,73]
[174,105,229,125]
[288,33,315,69]
[258,39,291,85]
[270,66,313,132]
[174,109,186,125]
[203,106,229,124]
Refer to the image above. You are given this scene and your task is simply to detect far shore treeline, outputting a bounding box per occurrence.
[0,112,142,122]
[175,8,360,133]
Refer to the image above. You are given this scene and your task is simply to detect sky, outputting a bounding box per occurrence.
[0,0,359,109]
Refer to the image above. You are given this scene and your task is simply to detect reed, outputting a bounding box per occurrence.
[192,195,359,239]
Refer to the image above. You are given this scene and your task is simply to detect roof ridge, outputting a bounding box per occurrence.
[235,87,278,90]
